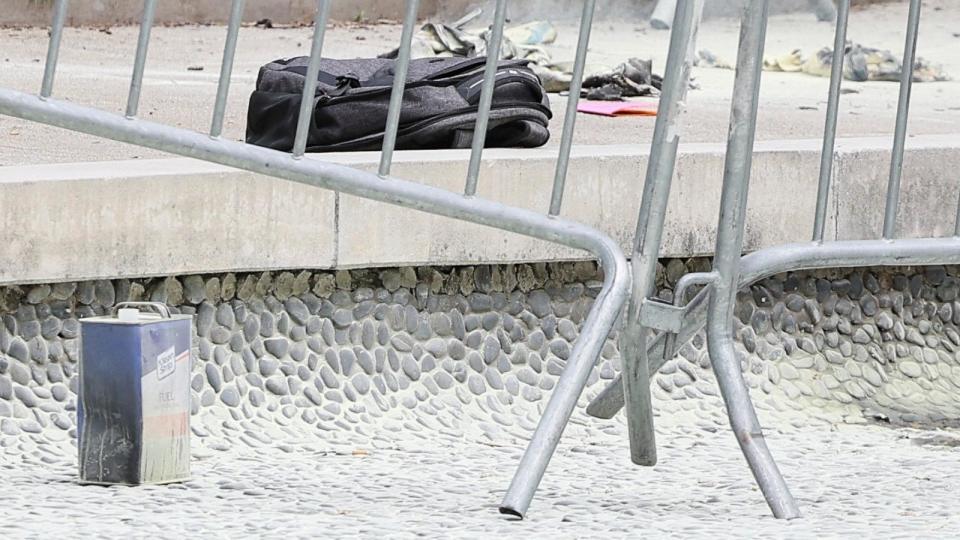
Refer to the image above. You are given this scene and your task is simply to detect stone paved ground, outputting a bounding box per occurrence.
[4,262,960,538]
[4,407,960,538]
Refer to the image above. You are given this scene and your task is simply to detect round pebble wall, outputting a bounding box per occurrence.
[2,260,960,457]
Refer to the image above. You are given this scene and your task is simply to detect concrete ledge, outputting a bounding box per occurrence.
[0,134,957,285]
[0,159,336,284]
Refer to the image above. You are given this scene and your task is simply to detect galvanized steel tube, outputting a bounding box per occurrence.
[125,0,158,118]
[955,193,960,236]
[547,0,596,216]
[292,0,332,158]
[379,0,421,176]
[499,234,630,518]
[619,0,698,467]
[40,0,69,99]
[812,0,849,242]
[464,0,509,196]
[740,237,960,284]
[882,0,922,239]
[706,0,800,519]
[210,0,247,138]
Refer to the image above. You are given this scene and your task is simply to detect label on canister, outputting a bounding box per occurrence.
[139,338,191,483]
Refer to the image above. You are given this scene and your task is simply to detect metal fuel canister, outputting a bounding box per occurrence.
[78,302,192,485]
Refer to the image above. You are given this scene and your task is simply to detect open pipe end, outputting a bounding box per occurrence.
[777,508,803,520]
[585,396,620,419]
[498,506,525,520]
[630,453,658,467]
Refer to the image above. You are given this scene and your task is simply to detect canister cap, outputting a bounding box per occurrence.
[117,308,142,322]
[114,302,169,320]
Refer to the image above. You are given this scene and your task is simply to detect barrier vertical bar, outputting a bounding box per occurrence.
[882,0,922,239]
[706,0,800,519]
[125,0,158,118]
[210,0,247,138]
[547,0,596,216]
[379,0,421,177]
[40,0,70,99]
[954,192,960,236]
[463,0,509,196]
[292,0,333,158]
[811,0,849,242]
[619,0,699,467]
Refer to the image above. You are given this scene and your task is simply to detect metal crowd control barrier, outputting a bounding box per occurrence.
[588,0,960,520]
[1,0,955,521]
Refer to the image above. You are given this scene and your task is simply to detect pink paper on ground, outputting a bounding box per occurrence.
[576,100,659,117]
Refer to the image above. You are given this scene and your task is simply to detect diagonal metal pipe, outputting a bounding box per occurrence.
[0,86,631,519]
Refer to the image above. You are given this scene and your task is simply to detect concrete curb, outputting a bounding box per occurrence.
[0,134,957,285]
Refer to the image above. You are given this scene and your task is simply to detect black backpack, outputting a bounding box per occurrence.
[246,56,552,152]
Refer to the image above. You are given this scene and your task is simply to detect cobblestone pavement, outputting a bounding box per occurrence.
[4,410,960,538]
[4,262,960,538]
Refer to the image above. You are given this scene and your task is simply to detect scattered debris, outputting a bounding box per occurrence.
[329,19,397,31]
[698,42,950,82]
[764,49,804,72]
[798,43,948,82]
[504,21,557,46]
[98,27,112,35]
[695,49,733,70]
[583,84,625,101]
[582,58,662,99]
[254,18,273,29]
[577,100,658,117]
[379,14,664,96]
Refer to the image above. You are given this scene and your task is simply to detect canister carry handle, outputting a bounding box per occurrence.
[113,302,172,319]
